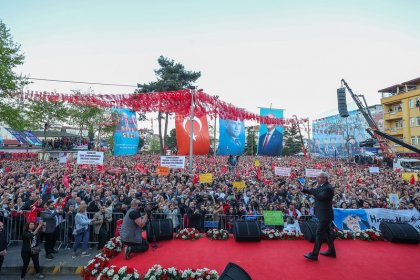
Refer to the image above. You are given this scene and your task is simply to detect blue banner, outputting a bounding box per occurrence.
[217,118,245,155]
[23,131,42,145]
[333,209,370,232]
[6,128,28,144]
[112,108,139,156]
[257,108,284,156]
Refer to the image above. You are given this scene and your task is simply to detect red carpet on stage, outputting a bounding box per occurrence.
[109,237,420,280]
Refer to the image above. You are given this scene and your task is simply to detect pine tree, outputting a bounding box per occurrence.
[282,125,302,156]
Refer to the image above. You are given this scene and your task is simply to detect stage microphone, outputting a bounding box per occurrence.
[311,181,318,187]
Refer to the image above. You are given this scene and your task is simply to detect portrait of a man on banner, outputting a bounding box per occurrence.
[217,118,245,155]
[257,108,284,156]
[333,209,370,232]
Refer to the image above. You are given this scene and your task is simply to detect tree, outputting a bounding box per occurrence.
[149,135,161,154]
[0,20,29,129]
[282,125,302,156]
[136,56,201,154]
[26,100,69,159]
[246,127,257,155]
[165,128,177,151]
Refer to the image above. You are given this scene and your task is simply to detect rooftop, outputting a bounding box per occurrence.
[378,77,420,94]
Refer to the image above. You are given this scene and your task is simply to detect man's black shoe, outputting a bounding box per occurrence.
[304,253,318,261]
[320,251,336,258]
[45,254,54,259]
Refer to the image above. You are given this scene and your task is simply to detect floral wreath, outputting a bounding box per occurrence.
[261,229,305,240]
[175,228,202,240]
[354,229,383,241]
[206,229,230,240]
[83,236,219,280]
[334,229,354,240]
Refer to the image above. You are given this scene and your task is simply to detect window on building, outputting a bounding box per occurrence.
[395,120,403,128]
[411,136,416,146]
[417,136,420,146]
[417,117,420,126]
[410,117,415,127]
[409,99,415,109]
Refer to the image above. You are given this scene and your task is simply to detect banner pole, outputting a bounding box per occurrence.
[189,88,195,174]
[213,95,218,159]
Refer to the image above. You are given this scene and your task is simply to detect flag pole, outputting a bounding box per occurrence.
[189,88,195,174]
[213,95,219,159]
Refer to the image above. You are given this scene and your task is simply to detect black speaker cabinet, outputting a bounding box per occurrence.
[147,219,174,242]
[233,220,261,242]
[301,220,317,242]
[337,87,349,118]
[379,221,420,244]
[219,262,252,280]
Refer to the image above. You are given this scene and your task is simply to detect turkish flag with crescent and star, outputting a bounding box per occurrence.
[175,113,210,155]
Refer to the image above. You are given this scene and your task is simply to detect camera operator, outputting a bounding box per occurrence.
[120,199,149,260]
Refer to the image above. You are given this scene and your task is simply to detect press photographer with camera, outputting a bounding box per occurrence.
[120,199,150,260]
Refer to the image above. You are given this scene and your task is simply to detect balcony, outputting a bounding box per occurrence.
[384,111,403,121]
[385,127,403,136]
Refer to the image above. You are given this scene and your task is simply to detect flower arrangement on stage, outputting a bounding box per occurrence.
[334,229,354,240]
[175,228,202,240]
[281,230,305,240]
[261,229,282,240]
[206,229,230,240]
[98,266,140,280]
[354,229,383,241]
[84,254,110,278]
[101,236,124,258]
[261,229,304,240]
[143,265,219,280]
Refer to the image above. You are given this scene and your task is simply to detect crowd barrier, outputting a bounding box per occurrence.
[1,210,312,247]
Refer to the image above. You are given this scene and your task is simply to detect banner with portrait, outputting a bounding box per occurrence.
[333,209,370,232]
[333,208,420,232]
[112,108,139,156]
[257,108,284,156]
[217,118,245,155]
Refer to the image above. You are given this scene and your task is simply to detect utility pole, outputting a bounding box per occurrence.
[189,88,195,174]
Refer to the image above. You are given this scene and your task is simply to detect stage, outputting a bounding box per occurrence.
[108,237,420,280]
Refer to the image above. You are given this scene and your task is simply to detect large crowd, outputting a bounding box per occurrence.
[0,155,419,276]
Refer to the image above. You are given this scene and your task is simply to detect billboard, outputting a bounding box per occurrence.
[113,108,139,156]
[312,106,383,158]
[257,108,284,156]
[217,118,245,155]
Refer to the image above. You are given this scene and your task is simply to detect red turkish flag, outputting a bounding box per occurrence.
[410,175,416,185]
[175,113,210,155]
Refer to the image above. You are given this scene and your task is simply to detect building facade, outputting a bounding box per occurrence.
[312,105,383,158]
[379,77,420,153]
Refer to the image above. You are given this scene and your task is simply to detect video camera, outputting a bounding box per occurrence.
[138,200,159,217]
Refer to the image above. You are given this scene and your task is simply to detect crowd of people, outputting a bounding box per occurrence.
[42,137,91,151]
[0,155,419,275]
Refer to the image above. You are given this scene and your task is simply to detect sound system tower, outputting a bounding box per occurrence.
[219,263,252,280]
[233,221,261,242]
[379,221,420,244]
[301,220,317,242]
[337,87,349,118]
[146,219,174,242]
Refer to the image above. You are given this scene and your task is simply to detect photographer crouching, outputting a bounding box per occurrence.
[119,199,149,260]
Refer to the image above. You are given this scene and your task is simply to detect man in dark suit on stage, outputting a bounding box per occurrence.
[302,172,336,261]
[258,114,283,156]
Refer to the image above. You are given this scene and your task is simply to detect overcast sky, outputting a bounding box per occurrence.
[2,0,420,129]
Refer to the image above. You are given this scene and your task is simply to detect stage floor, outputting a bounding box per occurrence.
[109,237,420,280]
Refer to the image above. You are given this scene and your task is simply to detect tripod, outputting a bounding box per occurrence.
[147,213,159,250]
